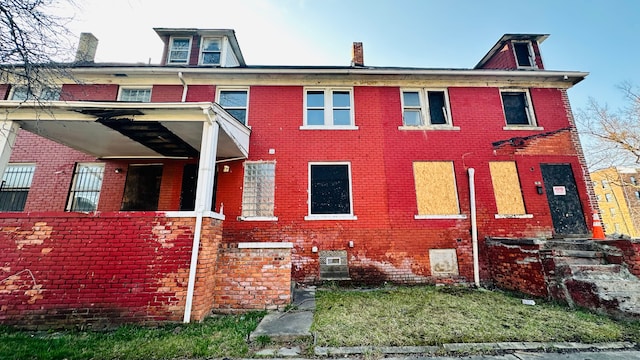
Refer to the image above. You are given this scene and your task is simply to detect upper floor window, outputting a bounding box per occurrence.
[501,90,537,128]
[200,38,221,65]
[67,163,104,212]
[513,41,536,69]
[218,89,248,125]
[302,88,356,129]
[605,193,613,202]
[10,86,60,101]
[630,176,637,186]
[400,89,454,129]
[119,88,151,102]
[0,163,35,211]
[168,37,191,64]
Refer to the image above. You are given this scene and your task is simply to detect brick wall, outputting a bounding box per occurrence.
[60,84,118,101]
[214,243,292,313]
[0,213,198,329]
[485,238,548,297]
[481,44,515,69]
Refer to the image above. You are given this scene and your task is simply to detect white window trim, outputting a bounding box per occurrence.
[306,162,357,220]
[216,87,250,126]
[198,36,225,66]
[168,36,192,65]
[500,89,540,129]
[399,88,454,129]
[238,216,279,221]
[301,88,357,129]
[414,214,467,220]
[9,85,61,101]
[66,163,105,212]
[512,40,538,69]
[118,86,152,102]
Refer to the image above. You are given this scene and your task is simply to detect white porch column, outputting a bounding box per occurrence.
[0,121,20,179]
[183,117,220,323]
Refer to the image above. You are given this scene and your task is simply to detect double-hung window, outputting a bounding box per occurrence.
[119,87,152,102]
[218,89,249,125]
[303,88,356,129]
[67,163,104,212]
[501,90,538,129]
[400,89,454,129]
[240,161,276,220]
[200,38,221,65]
[168,37,191,64]
[305,163,356,220]
[0,164,35,211]
[10,86,60,101]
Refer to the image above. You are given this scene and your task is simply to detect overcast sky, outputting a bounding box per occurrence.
[63,0,640,112]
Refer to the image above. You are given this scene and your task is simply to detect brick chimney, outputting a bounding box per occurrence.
[351,42,364,67]
[75,33,99,63]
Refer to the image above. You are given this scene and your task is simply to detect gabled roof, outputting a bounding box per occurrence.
[153,28,246,66]
[475,34,549,69]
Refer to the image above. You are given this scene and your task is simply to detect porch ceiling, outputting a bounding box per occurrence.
[0,101,250,159]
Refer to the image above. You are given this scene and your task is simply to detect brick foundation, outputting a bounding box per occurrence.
[485,238,548,297]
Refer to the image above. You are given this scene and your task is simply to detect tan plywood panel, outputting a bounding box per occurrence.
[489,161,526,215]
[413,161,459,215]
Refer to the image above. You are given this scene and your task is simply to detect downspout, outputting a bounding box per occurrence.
[183,111,218,323]
[178,72,188,102]
[468,168,480,287]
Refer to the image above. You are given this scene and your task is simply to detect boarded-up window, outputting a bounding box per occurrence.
[413,161,460,215]
[489,161,526,215]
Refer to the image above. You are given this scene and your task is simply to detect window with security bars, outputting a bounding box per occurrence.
[0,164,35,211]
[241,162,275,218]
[67,163,104,212]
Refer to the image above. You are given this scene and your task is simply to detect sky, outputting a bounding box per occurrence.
[61,0,640,113]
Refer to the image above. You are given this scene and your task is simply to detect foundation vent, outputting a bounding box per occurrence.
[319,250,350,280]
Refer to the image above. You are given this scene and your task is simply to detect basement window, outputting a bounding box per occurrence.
[67,163,104,212]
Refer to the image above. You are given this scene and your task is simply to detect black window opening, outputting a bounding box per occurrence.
[179,163,218,211]
[310,164,351,215]
[514,42,533,67]
[121,165,163,211]
[0,165,35,211]
[502,92,531,125]
[427,91,447,125]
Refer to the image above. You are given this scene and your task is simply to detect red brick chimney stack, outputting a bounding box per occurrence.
[351,42,364,67]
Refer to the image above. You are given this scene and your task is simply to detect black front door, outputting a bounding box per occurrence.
[540,164,588,236]
[121,164,163,211]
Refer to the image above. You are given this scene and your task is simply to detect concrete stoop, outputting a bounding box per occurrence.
[545,239,640,318]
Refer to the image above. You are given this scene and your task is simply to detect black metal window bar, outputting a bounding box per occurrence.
[67,163,104,212]
[0,164,35,211]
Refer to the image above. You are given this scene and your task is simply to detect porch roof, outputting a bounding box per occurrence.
[0,101,250,159]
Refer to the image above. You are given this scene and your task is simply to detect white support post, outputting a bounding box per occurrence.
[0,121,20,180]
[183,118,220,323]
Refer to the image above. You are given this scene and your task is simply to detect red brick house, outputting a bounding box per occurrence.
[0,29,593,327]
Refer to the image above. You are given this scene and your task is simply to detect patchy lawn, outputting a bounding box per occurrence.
[312,286,640,347]
[0,312,264,360]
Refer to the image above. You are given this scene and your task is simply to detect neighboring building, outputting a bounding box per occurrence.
[0,29,594,326]
[591,167,640,237]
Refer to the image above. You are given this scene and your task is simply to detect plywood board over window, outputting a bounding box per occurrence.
[413,161,460,216]
[489,161,526,215]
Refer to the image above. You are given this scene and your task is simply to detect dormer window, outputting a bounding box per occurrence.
[200,38,221,65]
[168,37,191,64]
[513,41,536,68]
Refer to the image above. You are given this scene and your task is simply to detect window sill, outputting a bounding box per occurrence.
[305,214,358,221]
[414,214,467,220]
[503,126,544,131]
[299,125,359,130]
[238,216,278,221]
[494,214,534,219]
[398,125,460,131]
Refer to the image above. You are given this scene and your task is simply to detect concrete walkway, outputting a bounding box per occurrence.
[249,286,640,358]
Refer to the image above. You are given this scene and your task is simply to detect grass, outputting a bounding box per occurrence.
[312,286,640,347]
[0,311,264,360]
